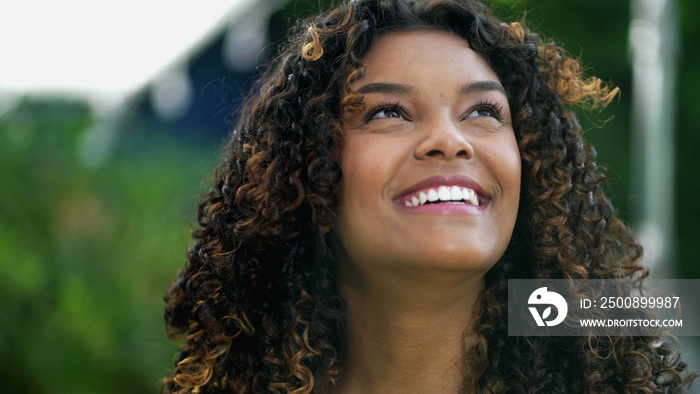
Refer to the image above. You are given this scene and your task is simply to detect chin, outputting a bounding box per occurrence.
[399,245,504,272]
[437,255,500,272]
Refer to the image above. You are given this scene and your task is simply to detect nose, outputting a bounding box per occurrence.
[414,118,474,160]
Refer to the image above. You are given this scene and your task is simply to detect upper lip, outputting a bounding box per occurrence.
[395,175,490,203]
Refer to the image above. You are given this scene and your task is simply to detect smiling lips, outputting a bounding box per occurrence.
[395,175,490,213]
[402,185,480,207]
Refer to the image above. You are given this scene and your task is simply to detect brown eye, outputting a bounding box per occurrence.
[370,106,402,120]
[463,101,505,122]
[467,107,497,118]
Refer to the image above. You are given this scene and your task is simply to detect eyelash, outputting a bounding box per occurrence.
[467,100,505,122]
[363,99,506,123]
[364,101,406,123]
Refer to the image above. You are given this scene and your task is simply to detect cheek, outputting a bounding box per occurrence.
[502,141,522,233]
[339,142,371,207]
[495,136,521,192]
[477,133,520,195]
[336,141,381,243]
[504,155,522,194]
[336,134,404,252]
[511,151,522,192]
[339,134,397,202]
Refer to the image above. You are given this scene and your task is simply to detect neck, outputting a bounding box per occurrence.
[336,265,483,394]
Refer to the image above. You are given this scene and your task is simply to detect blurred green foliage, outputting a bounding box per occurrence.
[0,0,698,393]
[0,98,217,393]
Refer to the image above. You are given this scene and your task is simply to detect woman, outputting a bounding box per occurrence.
[162,0,697,392]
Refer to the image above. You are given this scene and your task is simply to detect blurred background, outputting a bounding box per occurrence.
[1,0,698,392]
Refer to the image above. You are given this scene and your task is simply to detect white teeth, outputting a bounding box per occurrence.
[419,191,428,205]
[469,190,479,206]
[427,189,439,202]
[450,186,463,201]
[438,186,451,201]
[404,185,481,207]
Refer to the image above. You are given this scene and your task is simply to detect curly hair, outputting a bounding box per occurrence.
[162,0,697,392]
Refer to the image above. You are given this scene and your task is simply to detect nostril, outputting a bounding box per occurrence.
[425,149,443,157]
[456,149,468,157]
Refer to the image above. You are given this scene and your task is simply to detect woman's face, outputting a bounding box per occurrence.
[335,30,521,275]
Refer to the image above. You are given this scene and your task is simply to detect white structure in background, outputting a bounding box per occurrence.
[629,0,678,278]
[630,0,699,373]
[0,0,258,113]
[149,0,279,122]
[0,0,280,166]
[223,0,277,72]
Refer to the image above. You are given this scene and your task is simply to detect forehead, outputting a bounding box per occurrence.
[358,30,500,85]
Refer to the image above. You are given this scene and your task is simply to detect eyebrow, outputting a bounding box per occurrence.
[356,82,414,95]
[459,80,506,96]
[355,80,506,96]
